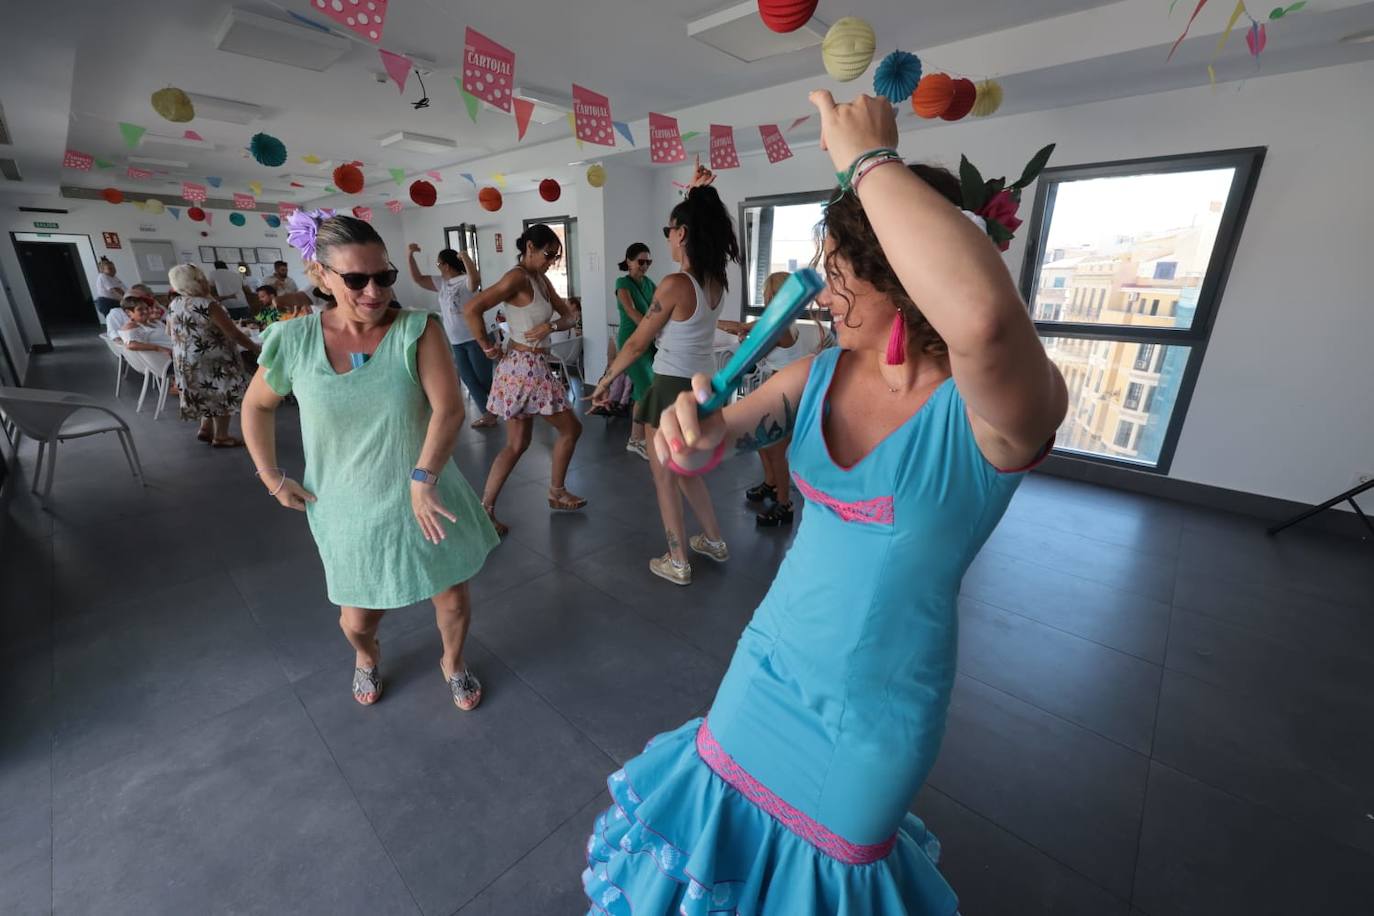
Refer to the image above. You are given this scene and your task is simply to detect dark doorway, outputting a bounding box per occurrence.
[14,240,95,336]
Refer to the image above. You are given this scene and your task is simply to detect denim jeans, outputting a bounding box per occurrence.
[452,340,494,415]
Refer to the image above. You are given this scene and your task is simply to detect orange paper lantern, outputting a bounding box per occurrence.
[101,188,124,204]
[409,179,437,207]
[538,178,561,202]
[941,78,978,121]
[758,0,818,34]
[912,73,955,119]
[333,163,365,194]
[478,187,503,212]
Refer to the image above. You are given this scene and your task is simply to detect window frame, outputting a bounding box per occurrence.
[522,215,578,297]
[738,189,830,318]
[442,224,481,278]
[1017,146,1266,474]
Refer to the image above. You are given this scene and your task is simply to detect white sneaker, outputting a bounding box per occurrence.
[689,534,729,563]
[649,553,692,586]
[626,439,649,461]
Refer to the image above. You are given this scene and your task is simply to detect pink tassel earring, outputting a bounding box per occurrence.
[885,311,907,366]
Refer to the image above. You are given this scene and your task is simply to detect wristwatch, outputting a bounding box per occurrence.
[410,468,439,485]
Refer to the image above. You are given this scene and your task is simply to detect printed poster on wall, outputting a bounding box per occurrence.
[462,27,515,112]
[709,124,740,170]
[572,84,615,147]
[759,124,793,164]
[649,113,687,164]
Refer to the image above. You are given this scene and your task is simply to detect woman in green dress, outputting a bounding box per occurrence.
[613,242,657,459]
[242,213,498,711]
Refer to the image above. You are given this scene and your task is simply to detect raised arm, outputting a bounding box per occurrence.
[590,273,690,404]
[458,251,481,292]
[464,268,527,357]
[406,244,438,293]
[811,90,1065,467]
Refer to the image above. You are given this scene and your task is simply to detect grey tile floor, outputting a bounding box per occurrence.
[3,332,1373,915]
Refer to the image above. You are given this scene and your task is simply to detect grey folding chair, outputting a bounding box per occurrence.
[0,387,144,503]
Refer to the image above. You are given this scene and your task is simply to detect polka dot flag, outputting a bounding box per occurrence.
[572,84,615,147]
[759,124,793,164]
[709,125,740,170]
[233,193,256,210]
[649,113,686,165]
[313,0,388,44]
[462,27,515,113]
[63,149,94,170]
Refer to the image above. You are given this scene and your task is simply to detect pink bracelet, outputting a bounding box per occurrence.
[851,155,904,193]
[666,438,726,477]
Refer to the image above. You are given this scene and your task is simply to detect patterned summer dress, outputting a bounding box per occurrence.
[167,295,250,421]
[583,346,1045,914]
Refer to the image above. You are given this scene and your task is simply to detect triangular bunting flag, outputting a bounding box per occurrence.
[302,154,322,165]
[613,121,635,146]
[248,181,263,196]
[490,173,506,189]
[426,171,442,182]
[682,131,700,142]
[94,158,114,169]
[459,173,477,189]
[290,181,305,188]
[460,86,481,123]
[353,206,373,222]
[167,207,181,220]
[206,176,223,188]
[787,116,811,131]
[118,122,146,149]
[388,168,406,185]
[513,97,535,141]
[183,130,204,141]
[63,149,94,170]
[379,49,412,93]
[203,211,214,226]
[386,200,404,214]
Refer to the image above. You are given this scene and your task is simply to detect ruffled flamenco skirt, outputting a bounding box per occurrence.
[582,718,960,915]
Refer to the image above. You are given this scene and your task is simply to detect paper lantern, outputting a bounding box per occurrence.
[586,164,606,188]
[101,188,124,205]
[143,198,164,215]
[265,214,282,228]
[333,163,365,194]
[151,87,194,123]
[821,17,876,83]
[249,133,287,167]
[409,179,437,207]
[971,79,1004,117]
[188,206,206,222]
[538,178,561,202]
[478,187,503,212]
[941,79,977,121]
[758,0,818,33]
[229,212,246,227]
[912,73,955,119]
[873,50,922,103]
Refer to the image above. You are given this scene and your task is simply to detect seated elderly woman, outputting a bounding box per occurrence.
[166,263,260,448]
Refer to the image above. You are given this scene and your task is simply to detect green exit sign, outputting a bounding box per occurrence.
[32,221,59,229]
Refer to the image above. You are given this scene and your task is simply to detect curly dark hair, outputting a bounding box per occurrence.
[669,186,739,290]
[817,163,963,358]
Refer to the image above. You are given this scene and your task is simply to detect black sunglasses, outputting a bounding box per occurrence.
[662,225,678,239]
[323,263,399,291]
[635,258,653,267]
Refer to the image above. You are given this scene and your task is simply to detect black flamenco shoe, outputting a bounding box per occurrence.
[756,502,794,528]
[745,482,777,503]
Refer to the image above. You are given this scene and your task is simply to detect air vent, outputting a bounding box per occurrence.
[0,158,22,181]
[0,102,11,145]
[184,93,264,125]
[214,8,353,72]
[688,1,827,63]
[379,132,458,154]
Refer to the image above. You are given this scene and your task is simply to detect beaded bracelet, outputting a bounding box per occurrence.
[665,438,726,478]
[836,147,900,193]
[851,155,905,194]
[254,467,288,497]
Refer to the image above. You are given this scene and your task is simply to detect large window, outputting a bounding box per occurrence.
[739,190,828,317]
[443,224,480,277]
[1020,147,1264,472]
[523,216,577,299]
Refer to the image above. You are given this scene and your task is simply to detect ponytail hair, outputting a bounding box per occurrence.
[618,242,650,272]
[437,248,465,275]
[668,186,739,290]
[516,223,561,263]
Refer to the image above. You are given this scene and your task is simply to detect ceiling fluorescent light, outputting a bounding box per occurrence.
[379,131,458,154]
[213,8,352,72]
[1339,28,1374,44]
[128,156,190,169]
[184,92,264,125]
[509,86,572,125]
[688,1,827,62]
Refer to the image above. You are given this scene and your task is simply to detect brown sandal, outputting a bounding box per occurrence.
[197,426,213,443]
[211,437,244,449]
[471,414,499,429]
[548,487,587,511]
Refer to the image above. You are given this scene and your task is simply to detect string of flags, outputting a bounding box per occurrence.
[1167,0,1306,83]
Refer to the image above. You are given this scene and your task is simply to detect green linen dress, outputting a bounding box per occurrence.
[614,274,657,402]
[259,309,498,608]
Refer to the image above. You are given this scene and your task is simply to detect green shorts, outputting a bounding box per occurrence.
[635,373,694,426]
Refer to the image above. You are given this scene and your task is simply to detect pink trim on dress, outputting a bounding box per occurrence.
[791,472,895,526]
[695,720,897,866]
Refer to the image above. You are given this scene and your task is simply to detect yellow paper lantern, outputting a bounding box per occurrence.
[151,87,195,123]
[586,164,606,188]
[144,198,165,215]
[971,79,1004,117]
[821,17,876,83]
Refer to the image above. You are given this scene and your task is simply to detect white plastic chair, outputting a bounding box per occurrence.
[125,349,174,420]
[545,336,584,402]
[0,386,144,503]
[99,334,132,397]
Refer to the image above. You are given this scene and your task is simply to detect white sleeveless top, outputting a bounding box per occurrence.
[654,273,721,378]
[504,271,555,350]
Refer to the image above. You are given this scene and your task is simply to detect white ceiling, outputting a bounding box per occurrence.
[3,0,1373,209]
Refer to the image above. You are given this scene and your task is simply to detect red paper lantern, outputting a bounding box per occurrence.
[912,73,955,119]
[409,179,437,207]
[538,178,561,202]
[187,206,206,222]
[478,187,503,212]
[333,163,365,194]
[941,78,978,121]
[758,0,818,34]
[101,188,124,205]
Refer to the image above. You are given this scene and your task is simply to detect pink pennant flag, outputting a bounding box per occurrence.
[759,125,793,164]
[63,149,94,170]
[183,130,204,141]
[182,181,207,203]
[649,113,687,165]
[353,206,373,222]
[425,171,442,182]
[203,211,214,226]
[278,202,299,218]
[462,28,516,113]
[126,166,153,180]
[311,0,388,44]
[513,97,535,141]
[386,200,403,214]
[233,193,256,210]
[709,124,740,170]
[787,116,811,132]
[572,84,615,147]
[379,49,412,93]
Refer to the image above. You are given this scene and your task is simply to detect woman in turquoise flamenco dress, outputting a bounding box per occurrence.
[582,92,1067,914]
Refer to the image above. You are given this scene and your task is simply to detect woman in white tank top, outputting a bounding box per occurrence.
[464,224,586,535]
[591,160,736,586]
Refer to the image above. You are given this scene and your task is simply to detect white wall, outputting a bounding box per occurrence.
[645,61,1374,510]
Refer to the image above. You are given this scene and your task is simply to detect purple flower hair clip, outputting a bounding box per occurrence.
[285,208,335,262]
